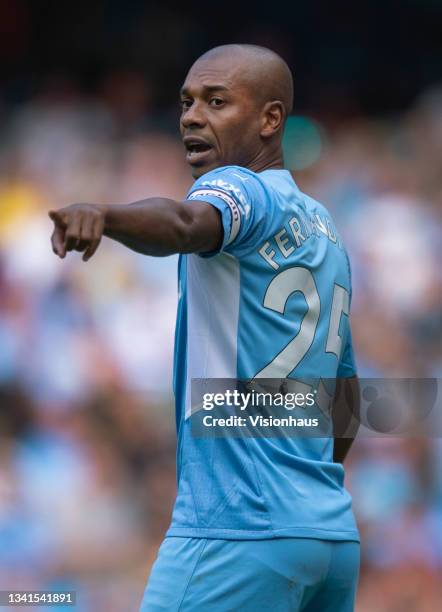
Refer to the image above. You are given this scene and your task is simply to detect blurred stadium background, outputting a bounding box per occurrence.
[0,1,441,610]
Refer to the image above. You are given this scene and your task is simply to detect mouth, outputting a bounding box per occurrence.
[183,137,213,165]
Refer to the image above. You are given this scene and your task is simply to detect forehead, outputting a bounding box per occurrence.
[181,55,250,95]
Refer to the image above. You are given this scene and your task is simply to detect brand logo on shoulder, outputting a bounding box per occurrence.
[201,179,248,214]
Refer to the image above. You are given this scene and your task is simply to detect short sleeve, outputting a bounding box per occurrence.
[337,326,357,378]
[186,165,269,258]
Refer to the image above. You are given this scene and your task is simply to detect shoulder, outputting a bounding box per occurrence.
[187,165,267,209]
[192,165,263,192]
[301,191,331,216]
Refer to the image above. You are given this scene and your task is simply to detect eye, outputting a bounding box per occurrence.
[209,97,225,107]
[180,99,192,110]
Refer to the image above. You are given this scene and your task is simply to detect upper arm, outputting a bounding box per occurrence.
[333,257,359,440]
[337,249,357,378]
[337,326,357,378]
[177,199,224,254]
[332,374,360,442]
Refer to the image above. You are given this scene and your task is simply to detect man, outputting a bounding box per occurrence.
[49,44,360,611]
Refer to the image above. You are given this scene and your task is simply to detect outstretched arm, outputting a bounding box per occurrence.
[49,198,223,261]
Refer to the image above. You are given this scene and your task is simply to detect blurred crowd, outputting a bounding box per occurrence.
[0,75,441,611]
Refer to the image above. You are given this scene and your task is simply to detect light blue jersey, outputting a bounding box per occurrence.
[168,165,359,541]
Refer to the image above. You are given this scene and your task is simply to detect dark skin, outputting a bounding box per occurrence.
[49,44,358,462]
[332,375,360,463]
[49,45,289,260]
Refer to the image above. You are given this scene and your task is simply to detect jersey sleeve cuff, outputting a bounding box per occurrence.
[187,188,241,257]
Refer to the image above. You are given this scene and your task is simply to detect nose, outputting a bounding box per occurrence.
[181,101,207,129]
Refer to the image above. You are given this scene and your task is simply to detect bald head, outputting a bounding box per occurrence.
[196,44,294,118]
[180,44,293,176]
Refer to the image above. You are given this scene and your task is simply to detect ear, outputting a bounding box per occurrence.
[260,100,284,138]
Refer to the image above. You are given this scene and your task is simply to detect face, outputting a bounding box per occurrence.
[179,56,264,178]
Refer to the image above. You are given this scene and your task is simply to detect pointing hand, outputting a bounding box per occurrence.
[49,204,106,262]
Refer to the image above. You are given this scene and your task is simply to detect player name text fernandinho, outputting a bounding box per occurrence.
[258,210,342,270]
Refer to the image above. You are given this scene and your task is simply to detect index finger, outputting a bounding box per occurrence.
[51,224,66,258]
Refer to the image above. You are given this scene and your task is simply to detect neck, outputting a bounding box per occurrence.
[246,146,285,174]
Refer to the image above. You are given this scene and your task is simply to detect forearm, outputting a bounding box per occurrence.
[101,198,193,256]
[49,196,222,261]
